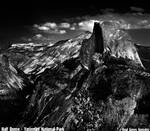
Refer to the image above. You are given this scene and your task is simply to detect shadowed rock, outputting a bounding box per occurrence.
[80,22,104,69]
[92,22,104,54]
[0,54,33,126]
[135,44,150,71]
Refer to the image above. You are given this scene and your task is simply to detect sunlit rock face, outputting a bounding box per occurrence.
[6,32,91,77]
[0,22,150,130]
[101,21,144,68]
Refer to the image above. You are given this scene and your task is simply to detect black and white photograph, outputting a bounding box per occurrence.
[0,0,150,130]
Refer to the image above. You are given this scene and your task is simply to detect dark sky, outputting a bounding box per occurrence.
[0,0,149,26]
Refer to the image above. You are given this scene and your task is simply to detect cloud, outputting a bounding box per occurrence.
[43,22,57,29]
[78,20,99,32]
[70,27,75,30]
[33,22,67,34]
[130,6,144,12]
[35,34,42,38]
[34,22,58,31]
[34,24,50,31]
[59,23,70,28]
[59,30,66,34]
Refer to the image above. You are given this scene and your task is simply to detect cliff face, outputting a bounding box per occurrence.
[0,54,33,126]
[0,22,150,130]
